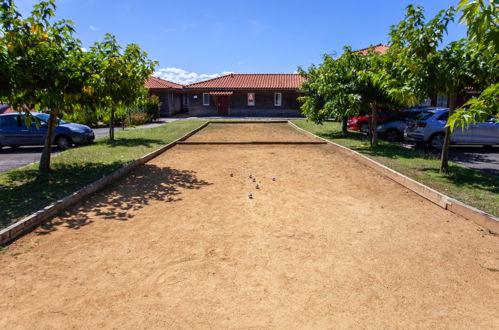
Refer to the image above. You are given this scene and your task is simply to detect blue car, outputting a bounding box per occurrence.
[0,112,95,150]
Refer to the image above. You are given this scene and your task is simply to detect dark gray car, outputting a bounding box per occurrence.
[0,112,94,150]
[376,108,440,141]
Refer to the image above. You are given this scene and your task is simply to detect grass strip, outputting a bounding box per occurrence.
[293,120,498,217]
[0,120,206,229]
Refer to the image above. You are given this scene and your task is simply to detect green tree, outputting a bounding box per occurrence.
[388,4,496,172]
[299,46,411,146]
[448,0,498,128]
[89,34,156,140]
[0,0,93,173]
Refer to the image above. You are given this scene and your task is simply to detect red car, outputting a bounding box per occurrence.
[348,111,397,132]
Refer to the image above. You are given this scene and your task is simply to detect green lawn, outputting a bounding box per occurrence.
[293,120,499,217]
[0,120,206,229]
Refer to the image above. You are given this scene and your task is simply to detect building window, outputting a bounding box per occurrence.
[247,93,255,106]
[436,94,448,107]
[182,94,189,106]
[203,93,210,106]
[274,93,282,106]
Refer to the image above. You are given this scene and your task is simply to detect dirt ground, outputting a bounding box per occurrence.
[185,122,319,142]
[1,123,498,329]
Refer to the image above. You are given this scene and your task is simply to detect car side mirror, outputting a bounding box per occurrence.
[40,121,48,128]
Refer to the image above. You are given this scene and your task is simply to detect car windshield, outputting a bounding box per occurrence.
[414,111,435,121]
[35,113,67,125]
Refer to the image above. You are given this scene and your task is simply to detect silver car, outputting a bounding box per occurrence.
[405,109,499,149]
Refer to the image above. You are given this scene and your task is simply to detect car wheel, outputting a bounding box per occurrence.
[429,133,445,150]
[56,135,73,150]
[385,128,400,142]
[360,123,368,133]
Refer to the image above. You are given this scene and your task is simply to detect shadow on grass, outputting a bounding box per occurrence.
[420,165,499,195]
[357,143,439,160]
[101,137,164,148]
[316,130,369,142]
[316,129,438,160]
[37,164,210,234]
[0,161,128,229]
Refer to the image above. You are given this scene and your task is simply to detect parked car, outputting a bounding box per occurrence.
[376,107,444,141]
[405,109,499,149]
[0,112,95,150]
[348,111,396,132]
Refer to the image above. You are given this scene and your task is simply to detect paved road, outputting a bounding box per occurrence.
[0,118,177,173]
[447,146,499,177]
[398,142,499,177]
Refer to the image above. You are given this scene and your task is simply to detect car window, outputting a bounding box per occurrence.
[20,115,43,128]
[437,112,449,121]
[35,113,66,124]
[405,111,423,120]
[414,111,435,121]
[0,115,19,127]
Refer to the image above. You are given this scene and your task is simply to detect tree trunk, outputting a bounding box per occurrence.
[39,110,58,174]
[109,108,115,141]
[440,94,456,173]
[370,102,378,146]
[342,118,348,135]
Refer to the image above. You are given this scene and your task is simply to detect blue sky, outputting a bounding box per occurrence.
[16,0,467,84]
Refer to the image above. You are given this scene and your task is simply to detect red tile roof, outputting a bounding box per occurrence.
[185,74,306,90]
[209,91,233,95]
[0,103,13,114]
[354,44,390,55]
[145,76,183,89]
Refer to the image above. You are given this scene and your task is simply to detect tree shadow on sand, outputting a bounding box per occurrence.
[37,164,211,234]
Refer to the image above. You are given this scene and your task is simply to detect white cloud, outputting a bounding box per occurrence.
[154,67,234,85]
[81,47,88,52]
[89,25,97,31]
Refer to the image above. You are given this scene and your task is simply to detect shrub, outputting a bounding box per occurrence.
[63,108,99,127]
[123,95,161,127]
[124,112,150,126]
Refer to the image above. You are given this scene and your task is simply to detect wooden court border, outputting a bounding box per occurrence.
[288,120,499,234]
[1,119,496,246]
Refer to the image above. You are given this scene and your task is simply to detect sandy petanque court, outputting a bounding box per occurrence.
[0,122,498,329]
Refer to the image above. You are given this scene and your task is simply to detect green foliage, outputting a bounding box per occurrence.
[449,0,499,128]
[62,106,99,126]
[388,5,457,100]
[458,0,498,53]
[0,0,95,173]
[299,44,416,145]
[299,47,402,124]
[134,94,161,120]
[87,34,157,139]
[0,0,158,172]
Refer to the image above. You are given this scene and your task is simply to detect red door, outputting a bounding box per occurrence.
[217,96,229,115]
